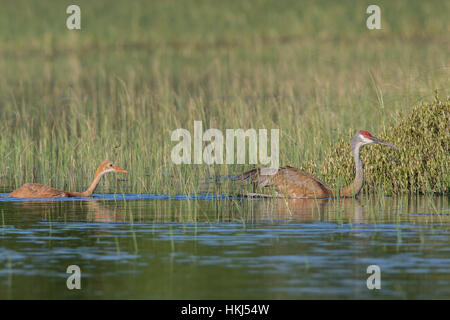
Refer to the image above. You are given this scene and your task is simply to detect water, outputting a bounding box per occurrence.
[0,194,449,299]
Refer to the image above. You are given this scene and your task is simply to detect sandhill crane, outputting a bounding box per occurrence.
[237,130,396,198]
[8,160,128,198]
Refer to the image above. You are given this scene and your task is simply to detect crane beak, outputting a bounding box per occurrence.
[112,165,128,173]
[371,137,398,149]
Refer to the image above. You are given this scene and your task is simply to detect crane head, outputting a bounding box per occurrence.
[97,160,128,176]
[351,130,397,151]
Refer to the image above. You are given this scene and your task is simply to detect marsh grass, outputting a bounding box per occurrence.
[0,0,448,196]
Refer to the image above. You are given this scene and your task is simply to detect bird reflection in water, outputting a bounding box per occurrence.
[247,197,365,223]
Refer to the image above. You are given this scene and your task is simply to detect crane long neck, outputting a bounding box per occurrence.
[82,170,105,196]
[68,168,105,197]
[339,144,364,197]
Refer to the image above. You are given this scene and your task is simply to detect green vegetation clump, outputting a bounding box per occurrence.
[316,96,449,194]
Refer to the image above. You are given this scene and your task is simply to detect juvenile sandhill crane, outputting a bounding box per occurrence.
[237,131,396,199]
[8,160,128,198]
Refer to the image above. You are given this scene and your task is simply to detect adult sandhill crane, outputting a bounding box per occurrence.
[237,131,396,199]
[8,160,128,198]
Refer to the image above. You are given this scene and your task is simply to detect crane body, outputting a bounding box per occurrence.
[237,131,396,199]
[8,160,128,198]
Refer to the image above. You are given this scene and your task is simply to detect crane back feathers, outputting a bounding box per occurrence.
[237,166,334,199]
[8,183,73,198]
